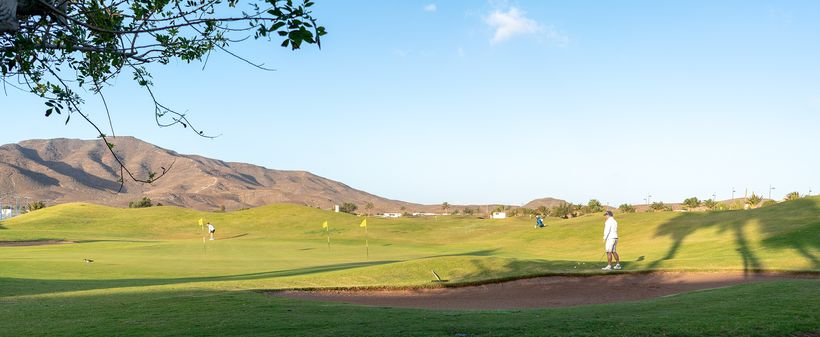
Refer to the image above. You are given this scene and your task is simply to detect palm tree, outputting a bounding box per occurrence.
[784,192,801,201]
[746,193,762,209]
[441,202,450,214]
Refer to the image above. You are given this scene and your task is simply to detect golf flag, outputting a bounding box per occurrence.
[361,218,369,259]
[198,218,204,228]
[323,220,331,250]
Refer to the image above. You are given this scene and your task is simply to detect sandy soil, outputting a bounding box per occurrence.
[269,272,819,310]
[0,240,75,247]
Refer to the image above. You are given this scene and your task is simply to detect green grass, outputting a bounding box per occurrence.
[1,197,818,336]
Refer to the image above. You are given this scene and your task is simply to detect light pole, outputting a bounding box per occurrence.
[712,193,716,201]
[731,187,736,201]
[768,185,775,200]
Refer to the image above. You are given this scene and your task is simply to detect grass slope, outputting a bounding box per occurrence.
[0,197,818,336]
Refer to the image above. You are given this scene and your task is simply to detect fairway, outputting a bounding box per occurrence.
[1,197,819,336]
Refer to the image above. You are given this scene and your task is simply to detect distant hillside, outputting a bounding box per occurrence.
[0,137,433,212]
[522,197,568,209]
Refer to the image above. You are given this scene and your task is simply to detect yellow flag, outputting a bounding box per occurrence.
[198,218,203,228]
[322,221,328,229]
[360,219,367,228]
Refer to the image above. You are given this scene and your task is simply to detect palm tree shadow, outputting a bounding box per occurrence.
[648,198,819,274]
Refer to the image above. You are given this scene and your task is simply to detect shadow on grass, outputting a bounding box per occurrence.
[0,260,398,297]
[648,198,820,273]
[0,249,503,297]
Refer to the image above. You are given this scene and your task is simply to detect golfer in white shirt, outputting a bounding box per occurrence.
[602,211,621,270]
[207,223,216,240]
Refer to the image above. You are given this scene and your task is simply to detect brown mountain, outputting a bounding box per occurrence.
[522,197,569,209]
[0,137,430,212]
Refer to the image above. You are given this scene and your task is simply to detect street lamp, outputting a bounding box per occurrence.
[731,187,736,200]
[768,185,775,200]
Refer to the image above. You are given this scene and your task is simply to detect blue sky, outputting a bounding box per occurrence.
[2,1,819,206]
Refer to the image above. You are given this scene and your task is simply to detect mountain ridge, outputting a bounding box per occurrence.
[0,137,566,212]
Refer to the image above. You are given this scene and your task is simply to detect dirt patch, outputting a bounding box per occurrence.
[0,240,75,247]
[268,272,819,310]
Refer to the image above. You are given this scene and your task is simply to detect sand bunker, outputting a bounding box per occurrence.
[0,240,75,247]
[270,272,818,310]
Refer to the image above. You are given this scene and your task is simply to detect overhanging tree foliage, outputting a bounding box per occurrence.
[1,0,325,189]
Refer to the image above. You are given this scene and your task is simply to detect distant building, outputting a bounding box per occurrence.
[334,205,340,213]
[382,213,402,218]
[491,212,507,219]
[1,209,13,218]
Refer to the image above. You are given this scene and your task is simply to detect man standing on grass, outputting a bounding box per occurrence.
[207,222,216,241]
[602,211,621,270]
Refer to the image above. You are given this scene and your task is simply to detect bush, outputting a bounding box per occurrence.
[760,200,777,207]
[618,204,635,213]
[128,197,153,208]
[462,208,474,215]
[27,201,47,211]
[784,192,801,201]
[650,202,672,211]
[339,202,358,214]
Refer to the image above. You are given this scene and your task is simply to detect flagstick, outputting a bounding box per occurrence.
[365,225,369,259]
[326,226,331,250]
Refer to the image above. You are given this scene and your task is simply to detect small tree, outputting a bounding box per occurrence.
[441,202,450,214]
[649,202,671,211]
[129,197,153,208]
[28,201,47,211]
[364,202,374,216]
[618,204,635,213]
[463,208,474,215]
[451,209,460,215]
[702,199,717,210]
[536,206,550,217]
[682,197,701,209]
[587,199,604,213]
[551,202,574,218]
[339,202,358,214]
[746,193,762,209]
[784,192,801,201]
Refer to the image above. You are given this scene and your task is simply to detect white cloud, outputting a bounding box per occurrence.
[424,4,437,12]
[484,6,567,46]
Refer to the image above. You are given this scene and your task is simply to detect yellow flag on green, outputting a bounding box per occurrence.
[198,218,203,228]
[322,221,328,229]
[359,219,367,228]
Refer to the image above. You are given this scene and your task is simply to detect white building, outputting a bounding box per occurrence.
[491,212,507,219]
[1,209,13,218]
[382,213,402,218]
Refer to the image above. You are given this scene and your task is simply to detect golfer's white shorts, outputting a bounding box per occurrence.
[605,238,618,253]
